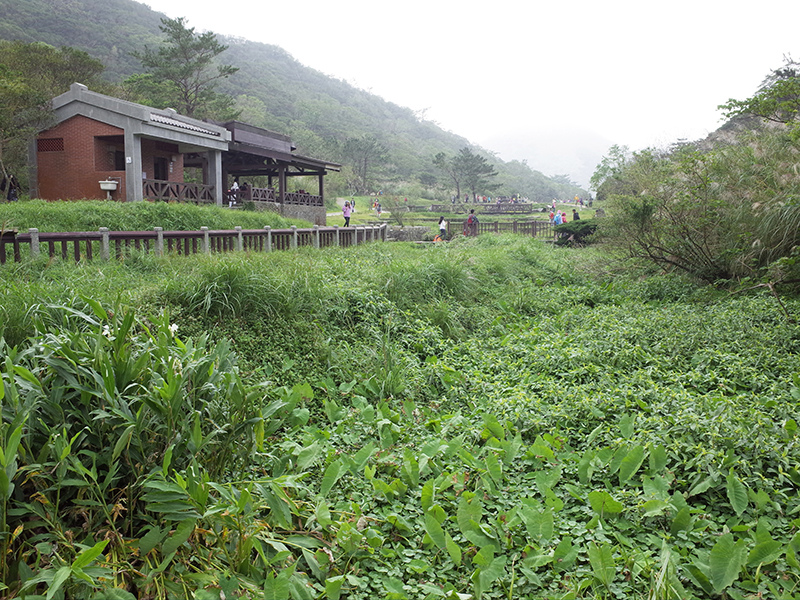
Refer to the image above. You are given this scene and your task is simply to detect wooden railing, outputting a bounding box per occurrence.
[0,224,387,264]
[143,180,215,203]
[284,192,323,206]
[456,220,554,237]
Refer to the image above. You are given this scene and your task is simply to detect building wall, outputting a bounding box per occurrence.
[37,115,127,201]
[140,139,184,182]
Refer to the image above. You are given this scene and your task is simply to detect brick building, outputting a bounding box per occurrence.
[30,83,338,224]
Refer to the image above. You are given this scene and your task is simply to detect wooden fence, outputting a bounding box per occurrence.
[455,220,554,237]
[0,224,387,264]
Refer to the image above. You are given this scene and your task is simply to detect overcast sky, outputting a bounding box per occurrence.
[140,0,799,185]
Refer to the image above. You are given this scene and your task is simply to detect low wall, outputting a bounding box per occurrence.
[252,202,327,226]
[385,225,430,242]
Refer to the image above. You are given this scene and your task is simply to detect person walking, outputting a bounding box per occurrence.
[438,216,448,240]
[343,201,352,227]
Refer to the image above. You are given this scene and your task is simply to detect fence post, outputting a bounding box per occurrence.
[100,227,110,261]
[313,225,320,249]
[154,227,164,256]
[354,227,360,246]
[264,226,272,252]
[334,225,340,247]
[291,225,298,250]
[29,228,40,258]
[201,227,209,253]
[235,226,243,251]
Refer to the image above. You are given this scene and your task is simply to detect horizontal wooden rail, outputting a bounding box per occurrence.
[0,224,387,264]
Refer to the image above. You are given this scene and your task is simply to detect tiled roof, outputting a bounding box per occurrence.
[150,113,221,136]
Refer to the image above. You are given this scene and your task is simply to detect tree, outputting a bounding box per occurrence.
[128,17,238,119]
[340,135,389,194]
[0,41,105,190]
[433,151,462,201]
[454,147,498,201]
[720,56,800,125]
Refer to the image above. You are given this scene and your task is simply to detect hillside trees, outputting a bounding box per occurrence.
[340,135,389,194]
[0,41,105,188]
[126,16,239,120]
[720,56,800,125]
[594,134,800,284]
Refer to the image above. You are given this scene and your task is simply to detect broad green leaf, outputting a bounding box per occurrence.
[319,459,344,497]
[588,490,623,516]
[618,413,635,438]
[297,442,322,471]
[424,511,447,550]
[618,445,645,484]
[325,575,344,600]
[263,569,291,600]
[649,445,668,472]
[446,532,462,566]
[709,532,747,593]
[747,540,783,568]
[521,506,554,544]
[726,471,748,516]
[642,499,669,517]
[553,536,578,572]
[484,452,502,487]
[587,542,616,588]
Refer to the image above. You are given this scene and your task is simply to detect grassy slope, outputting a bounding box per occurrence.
[0,202,799,599]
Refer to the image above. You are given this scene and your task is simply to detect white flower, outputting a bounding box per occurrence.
[169,323,179,335]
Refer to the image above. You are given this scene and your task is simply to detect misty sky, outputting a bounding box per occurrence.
[140,0,800,186]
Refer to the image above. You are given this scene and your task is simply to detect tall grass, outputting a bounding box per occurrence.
[0,199,304,232]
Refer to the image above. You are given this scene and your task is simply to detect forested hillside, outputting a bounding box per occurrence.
[0,0,587,201]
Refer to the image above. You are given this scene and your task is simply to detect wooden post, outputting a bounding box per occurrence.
[291,225,297,250]
[201,227,210,253]
[334,225,340,247]
[100,227,110,261]
[235,226,243,251]
[29,228,40,258]
[264,226,272,252]
[313,225,320,249]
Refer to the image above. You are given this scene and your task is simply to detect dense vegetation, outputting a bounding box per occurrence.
[0,201,798,599]
[0,0,587,202]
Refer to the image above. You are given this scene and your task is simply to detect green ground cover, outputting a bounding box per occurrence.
[0,210,798,599]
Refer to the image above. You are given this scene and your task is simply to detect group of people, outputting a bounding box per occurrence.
[550,209,580,225]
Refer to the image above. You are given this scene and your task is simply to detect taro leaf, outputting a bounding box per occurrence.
[477,555,506,591]
[325,575,344,600]
[384,576,408,599]
[425,511,447,550]
[649,445,668,473]
[642,499,669,517]
[709,532,747,594]
[482,413,505,440]
[618,445,645,484]
[670,507,692,535]
[726,471,748,516]
[746,540,783,568]
[618,413,635,439]
[530,436,555,461]
[297,443,322,471]
[588,490,623,516]
[521,506,554,544]
[553,536,578,572]
[319,459,344,497]
[446,532,462,566]
[89,589,136,600]
[484,452,503,487]
[264,569,289,600]
[587,542,616,588]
